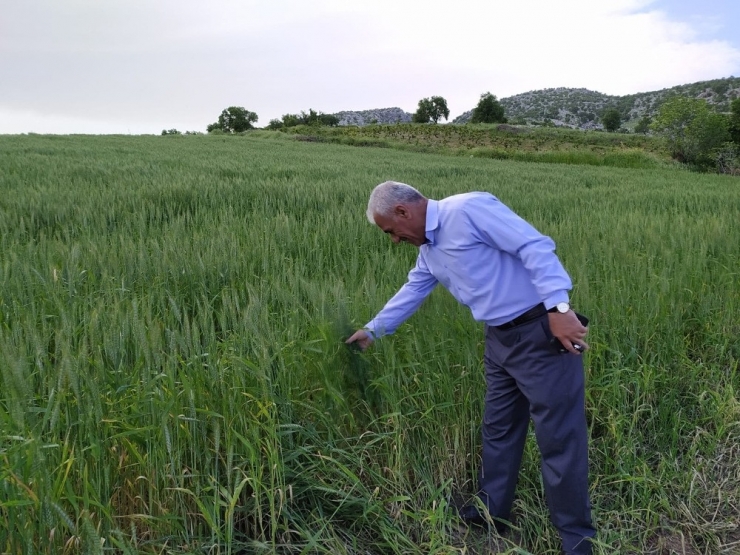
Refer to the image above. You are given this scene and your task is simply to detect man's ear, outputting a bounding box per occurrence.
[394,204,410,219]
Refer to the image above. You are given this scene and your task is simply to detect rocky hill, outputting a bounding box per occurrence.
[452,76,740,129]
[334,107,412,126]
[332,77,740,130]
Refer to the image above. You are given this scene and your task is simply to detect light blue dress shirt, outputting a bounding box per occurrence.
[365,192,572,338]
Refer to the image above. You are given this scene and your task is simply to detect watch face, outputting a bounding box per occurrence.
[557,302,570,313]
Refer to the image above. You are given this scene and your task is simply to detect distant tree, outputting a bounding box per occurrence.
[318,113,339,127]
[161,128,181,135]
[270,109,339,129]
[601,108,621,132]
[413,96,449,124]
[300,109,320,125]
[651,97,729,167]
[281,114,302,128]
[634,115,652,134]
[267,119,284,130]
[209,106,258,133]
[729,97,740,145]
[411,100,430,123]
[470,92,506,124]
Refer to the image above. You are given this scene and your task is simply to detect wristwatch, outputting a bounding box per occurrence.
[549,302,570,314]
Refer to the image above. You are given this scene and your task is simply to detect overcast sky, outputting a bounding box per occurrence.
[1,0,739,134]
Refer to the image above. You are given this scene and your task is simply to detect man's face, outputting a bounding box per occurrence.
[373,206,426,247]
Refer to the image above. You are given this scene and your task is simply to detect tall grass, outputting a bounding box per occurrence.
[0,134,738,554]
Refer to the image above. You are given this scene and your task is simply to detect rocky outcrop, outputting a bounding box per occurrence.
[333,107,413,126]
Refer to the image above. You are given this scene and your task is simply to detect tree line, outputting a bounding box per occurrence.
[163,93,740,174]
[192,93,508,135]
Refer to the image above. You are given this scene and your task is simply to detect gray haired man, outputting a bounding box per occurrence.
[347,181,595,554]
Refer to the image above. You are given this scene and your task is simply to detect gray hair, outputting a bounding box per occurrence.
[366,181,425,223]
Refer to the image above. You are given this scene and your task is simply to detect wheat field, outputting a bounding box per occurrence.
[1,133,738,554]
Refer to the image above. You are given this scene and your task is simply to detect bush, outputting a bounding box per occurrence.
[635,116,652,134]
[715,143,740,175]
[651,97,730,168]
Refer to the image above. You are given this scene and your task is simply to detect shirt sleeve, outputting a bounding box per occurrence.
[365,253,439,338]
[466,195,571,309]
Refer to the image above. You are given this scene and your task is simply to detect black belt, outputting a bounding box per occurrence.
[495,303,547,330]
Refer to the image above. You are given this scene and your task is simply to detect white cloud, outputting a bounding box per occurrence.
[0,106,190,135]
[0,0,738,133]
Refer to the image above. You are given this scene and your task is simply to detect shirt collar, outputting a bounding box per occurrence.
[425,199,439,245]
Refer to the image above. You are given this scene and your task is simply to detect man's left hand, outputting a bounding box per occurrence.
[548,311,589,355]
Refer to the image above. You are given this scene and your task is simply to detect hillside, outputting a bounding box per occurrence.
[452,76,740,129]
[331,77,740,130]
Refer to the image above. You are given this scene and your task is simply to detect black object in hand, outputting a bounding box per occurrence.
[550,312,589,353]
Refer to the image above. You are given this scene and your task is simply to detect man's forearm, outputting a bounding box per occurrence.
[365,280,436,338]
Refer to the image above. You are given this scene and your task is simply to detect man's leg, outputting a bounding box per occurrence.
[477,326,531,524]
[515,319,595,554]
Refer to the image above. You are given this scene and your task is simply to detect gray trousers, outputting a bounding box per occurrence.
[480,313,595,555]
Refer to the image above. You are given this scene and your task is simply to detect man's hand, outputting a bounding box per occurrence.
[345,329,374,351]
[548,311,589,355]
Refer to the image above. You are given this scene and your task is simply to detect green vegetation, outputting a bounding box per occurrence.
[1,134,739,554]
[634,115,652,135]
[601,108,621,132]
[267,109,339,131]
[208,106,259,133]
[412,96,450,124]
[651,97,730,168]
[729,98,740,146]
[470,92,507,124]
[279,122,671,170]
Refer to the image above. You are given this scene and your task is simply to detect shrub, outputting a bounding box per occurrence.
[635,116,652,134]
[651,97,730,168]
[715,143,740,175]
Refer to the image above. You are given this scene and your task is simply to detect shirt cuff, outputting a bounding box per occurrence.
[543,291,570,311]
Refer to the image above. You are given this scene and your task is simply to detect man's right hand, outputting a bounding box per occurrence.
[345,329,374,351]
